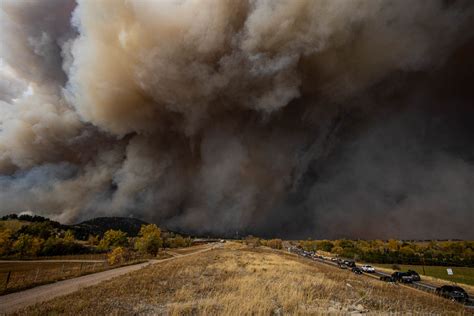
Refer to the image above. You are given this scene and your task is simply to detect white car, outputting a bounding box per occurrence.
[361,265,375,273]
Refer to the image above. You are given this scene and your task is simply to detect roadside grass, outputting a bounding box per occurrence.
[374,264,474,286]
[0,261,109,295]
[164,243,212,255]
[15,243,466,315]
[0,258,152,295]
[0,250,174,295]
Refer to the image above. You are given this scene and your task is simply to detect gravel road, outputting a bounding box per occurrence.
[0,244,217,314]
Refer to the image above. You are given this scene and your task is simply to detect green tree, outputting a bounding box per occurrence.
[17,221,55,239]
[332,246,344,256]
[108,247,128,265]
[135,224,162,256]
[316,240,334,252]
[387,239,400,252]
[99,229,128,250]
[0,229,12,256]
[40,236,87,256]
[64,230,75,242]
[12,234,44,256]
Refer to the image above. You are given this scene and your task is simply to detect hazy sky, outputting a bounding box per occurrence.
[1,0,474,239]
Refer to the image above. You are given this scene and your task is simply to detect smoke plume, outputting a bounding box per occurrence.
[1,0,474,239]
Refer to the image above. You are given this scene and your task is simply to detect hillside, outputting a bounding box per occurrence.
[69,217,149,240]
[15,242,466,315]
[1,214,150,240]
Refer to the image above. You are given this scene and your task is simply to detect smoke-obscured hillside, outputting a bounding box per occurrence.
[1,214,149,239]
[1,1,474,239]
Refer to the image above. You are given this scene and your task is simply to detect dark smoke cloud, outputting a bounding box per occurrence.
[1,0,474,239]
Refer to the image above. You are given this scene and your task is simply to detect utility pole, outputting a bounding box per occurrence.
[422,254,426,275]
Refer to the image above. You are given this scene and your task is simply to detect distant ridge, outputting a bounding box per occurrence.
[70,217,149,240]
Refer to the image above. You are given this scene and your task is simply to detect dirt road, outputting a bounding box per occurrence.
[0,244,218,314]
[0,259,105,263]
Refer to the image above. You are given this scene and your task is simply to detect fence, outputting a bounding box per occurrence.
[1,261,109,293]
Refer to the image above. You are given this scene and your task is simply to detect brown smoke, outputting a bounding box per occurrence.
[1,0,474,238]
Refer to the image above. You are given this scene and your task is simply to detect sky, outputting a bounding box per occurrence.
[1,0,474,239]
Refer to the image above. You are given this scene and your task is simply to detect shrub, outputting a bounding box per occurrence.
[244,235,261,248]
[165,235,192,248]
[266,239,283,249]
[12,234,44,256]
[108,247,128,265]
[40,237,88,256]
[98,229,128,250]
[135,224,162,256]
[87,234,99,246]
[0,229,12,256]
[16,221,55,239]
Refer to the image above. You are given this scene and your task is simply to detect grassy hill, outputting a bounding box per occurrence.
[17,242,466,315]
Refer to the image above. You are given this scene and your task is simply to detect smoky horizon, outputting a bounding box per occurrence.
[1,0,474,240]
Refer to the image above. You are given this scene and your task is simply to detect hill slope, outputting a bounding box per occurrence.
[70,217,149,240]
[17,243,465,315]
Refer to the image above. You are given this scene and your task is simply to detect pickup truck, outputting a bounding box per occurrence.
[406,269,421,281]
[391,271,414,283]
[361,265,375,273]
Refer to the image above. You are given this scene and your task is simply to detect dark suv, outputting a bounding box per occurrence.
[406,270,421,281]
[435,285,469,303]
[351,267,363,274]
[391,272,413,283]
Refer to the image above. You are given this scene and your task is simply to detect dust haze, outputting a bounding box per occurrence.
[1,0,474,239]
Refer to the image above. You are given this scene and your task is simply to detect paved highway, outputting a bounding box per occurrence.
[289,248,474,309]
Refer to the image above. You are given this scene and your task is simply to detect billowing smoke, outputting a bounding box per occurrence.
[1,0,474,239]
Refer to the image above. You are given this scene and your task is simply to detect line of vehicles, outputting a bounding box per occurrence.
[289,247,471,304]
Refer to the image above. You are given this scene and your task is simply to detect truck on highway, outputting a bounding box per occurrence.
[391,271,414,283]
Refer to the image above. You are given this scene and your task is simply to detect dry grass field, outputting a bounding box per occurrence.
[0,260,109,294]
[12,242,469,315]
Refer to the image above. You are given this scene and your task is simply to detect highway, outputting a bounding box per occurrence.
[289,248,474,309]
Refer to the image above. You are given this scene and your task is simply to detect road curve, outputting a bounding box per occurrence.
[0,244,217,314]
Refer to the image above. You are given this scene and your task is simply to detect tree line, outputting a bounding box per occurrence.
[0,219,192,259]
[298,239,474,266]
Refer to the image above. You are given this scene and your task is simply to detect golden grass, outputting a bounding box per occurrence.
[15,242,468,315]
[0,261,110,294]
[165,243,212,255]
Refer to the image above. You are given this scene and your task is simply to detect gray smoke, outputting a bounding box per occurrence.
[1,0,474,238]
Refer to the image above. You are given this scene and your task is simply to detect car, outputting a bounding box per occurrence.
[338,263,348,269]
[391,272,413,283]
[380,275,395,282]
[436,285,469,303]
[406,270,421,281]
[361,265,375,273]
[352,267,363,274]
[343,260,356,268]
